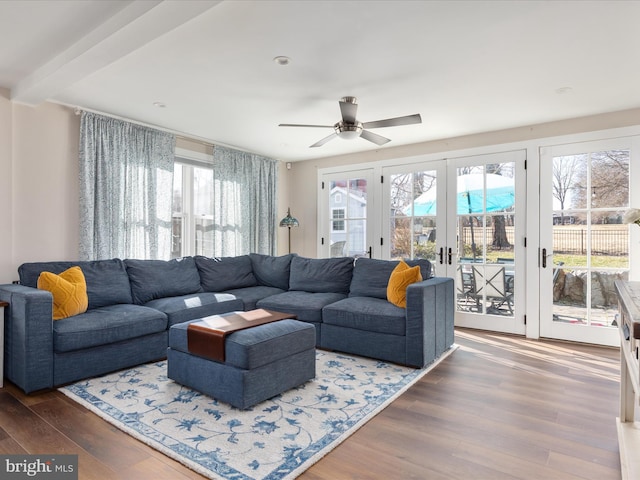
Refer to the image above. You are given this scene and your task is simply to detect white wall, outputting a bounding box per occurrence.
[12,103,80,272]
[276,161,294,255]
[0,89,12,283]
[0,101,81,282]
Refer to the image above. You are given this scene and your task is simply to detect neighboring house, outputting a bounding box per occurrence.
[329,184,367,257]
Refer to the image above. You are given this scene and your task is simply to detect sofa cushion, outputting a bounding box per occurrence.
[249,253,294,290]
[256,290,347,323]
[289,256,354,294]
[322,297,406,336]
[144,292,243,327]
[53,304,167,353]
[195,255,257,292]
[19,259,133,308]
[223,285,286,311]
[349,258,432,299]
[387,261,422,308]
[406,259,432,280]
[37,266,89,320]
[125,257,202,304]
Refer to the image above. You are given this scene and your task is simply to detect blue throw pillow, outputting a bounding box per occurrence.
[249,253,295,290]
[125,257,202,304]
[195,255,257,292]
[18,259,133,309]
[349,257,432,299]
[289,256,354,294]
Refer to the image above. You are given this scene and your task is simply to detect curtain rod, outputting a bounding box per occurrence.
[54,100,264,155]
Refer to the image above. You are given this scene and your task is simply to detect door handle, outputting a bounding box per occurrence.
[367,246,372,258]
[542,248,552,268]
[447,247,452,265]
[439,247,444,265]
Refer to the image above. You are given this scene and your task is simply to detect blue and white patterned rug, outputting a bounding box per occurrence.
[60,347,456,479]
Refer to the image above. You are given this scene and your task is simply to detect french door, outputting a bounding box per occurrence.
[383,150,526,334]
[539,138,636,346]
[445,151,526,333]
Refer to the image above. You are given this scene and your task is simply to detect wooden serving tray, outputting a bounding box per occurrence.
[187,309,296,362]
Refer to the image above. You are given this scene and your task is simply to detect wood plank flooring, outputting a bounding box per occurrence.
[0,328,622,479]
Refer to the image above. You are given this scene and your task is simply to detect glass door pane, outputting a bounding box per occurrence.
[455,163,515,317]
[320,169,375,258]
[389,169,439,267]
[541,141,631,345]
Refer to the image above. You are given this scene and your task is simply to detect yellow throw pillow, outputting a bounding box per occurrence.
[37,266,88,320]
[387,260,423,308]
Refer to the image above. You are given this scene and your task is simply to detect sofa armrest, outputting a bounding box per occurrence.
[405,277,454,368]
[0,284,54,393]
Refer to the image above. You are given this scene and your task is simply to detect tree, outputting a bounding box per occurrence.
[572,150,629,222]
[389,171,437,257]
[552,155,585,223]
[486,163,512,250]
[492,215,510,249]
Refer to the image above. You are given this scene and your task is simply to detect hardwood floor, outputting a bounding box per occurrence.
[0,328,622,480]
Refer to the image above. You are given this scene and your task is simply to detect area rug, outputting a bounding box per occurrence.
[60,347,456,480]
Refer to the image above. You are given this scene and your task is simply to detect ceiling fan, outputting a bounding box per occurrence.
[279,96,422,148]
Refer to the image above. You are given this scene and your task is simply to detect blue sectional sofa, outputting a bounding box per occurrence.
[0,254,455,394]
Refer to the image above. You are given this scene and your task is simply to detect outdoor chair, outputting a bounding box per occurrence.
[330,241,346,257]
[456,264,479,311]
[472,264,513,314]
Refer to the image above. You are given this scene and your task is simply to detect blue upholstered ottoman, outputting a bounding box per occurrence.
[167,318,316,409]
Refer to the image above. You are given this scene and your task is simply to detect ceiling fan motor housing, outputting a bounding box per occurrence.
[334,121,363,140]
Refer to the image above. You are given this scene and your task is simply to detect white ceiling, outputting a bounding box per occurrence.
[2,0,640,161]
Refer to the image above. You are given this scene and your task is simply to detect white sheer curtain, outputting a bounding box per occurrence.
[211,146,278,256]
[79,112,176,260]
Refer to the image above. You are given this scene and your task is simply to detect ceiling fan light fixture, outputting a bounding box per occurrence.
[334,121,362,140]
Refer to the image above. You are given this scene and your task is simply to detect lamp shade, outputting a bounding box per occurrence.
[279,208,299,228]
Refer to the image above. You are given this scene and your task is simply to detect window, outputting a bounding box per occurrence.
[171,164,184,258]
[332,208,346,232]
[172,160,215,258]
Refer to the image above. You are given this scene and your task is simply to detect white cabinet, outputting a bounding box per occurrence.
[615,280,640,480]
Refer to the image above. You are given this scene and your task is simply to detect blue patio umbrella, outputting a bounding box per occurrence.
[406,173,515,216]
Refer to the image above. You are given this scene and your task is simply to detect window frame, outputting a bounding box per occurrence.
[172,148,215,258]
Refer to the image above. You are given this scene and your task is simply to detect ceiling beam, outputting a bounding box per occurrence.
[11,0,221,106]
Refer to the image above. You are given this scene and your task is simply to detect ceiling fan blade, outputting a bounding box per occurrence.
[310,132,338,148]
[360,130,391,146]
[279,123,333,128]
[339,98,358,124]
[362,113,422,129]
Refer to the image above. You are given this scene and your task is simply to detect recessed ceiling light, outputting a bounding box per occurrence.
[273,56,291,66]
[153,102,167,108]
[555,87,573,95]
